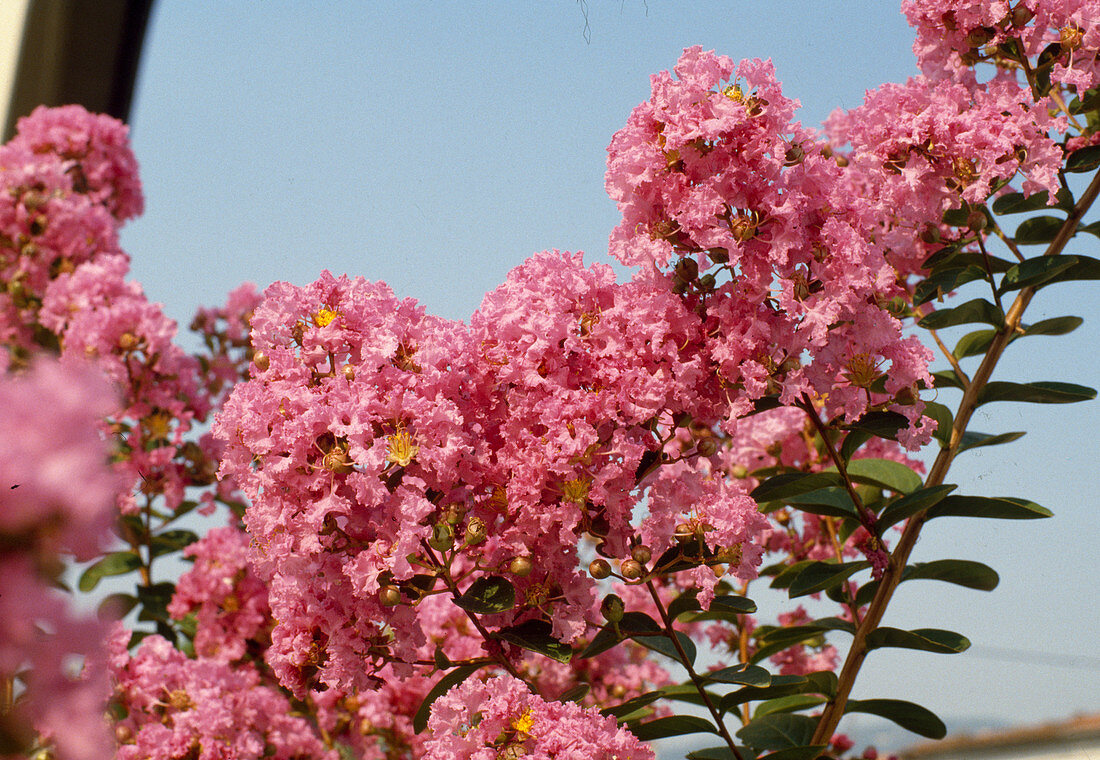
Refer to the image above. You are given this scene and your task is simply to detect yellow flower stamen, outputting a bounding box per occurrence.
[313,308,339,327]
[386,428,418,467]
[511,709,535,735]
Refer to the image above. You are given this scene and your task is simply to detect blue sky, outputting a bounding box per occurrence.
[118,1,1099,749]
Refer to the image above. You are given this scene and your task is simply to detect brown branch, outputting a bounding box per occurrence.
[810,169,1100,745]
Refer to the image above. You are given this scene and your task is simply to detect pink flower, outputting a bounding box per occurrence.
[423,673,654,760]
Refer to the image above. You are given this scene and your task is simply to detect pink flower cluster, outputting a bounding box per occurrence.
[168,525,272,662]
[903,0,1100,90]
[826,74,1063,277]
[216,252,773,695]
[423,673,654,760]
[109,628,335,760]
[0,359,122,760]
[604,47,935,440]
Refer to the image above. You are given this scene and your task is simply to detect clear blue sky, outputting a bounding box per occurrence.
[118,1,1099,750]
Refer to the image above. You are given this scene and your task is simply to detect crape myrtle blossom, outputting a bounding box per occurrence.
[604,47,935,442]
[903,0,1100,90]
[0,359,122,760]
[216,256,772,694]
[825,73,1063,279]
[168,525,272,662]
[108,627,335,760]
[422,673,654,760]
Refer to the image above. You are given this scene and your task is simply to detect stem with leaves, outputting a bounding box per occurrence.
[810,169,1100,745]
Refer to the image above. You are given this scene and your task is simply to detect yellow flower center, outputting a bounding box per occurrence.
[561,476,591,506]
[313,308,339,327]
[511,709,535,735]
[386,428,419,467]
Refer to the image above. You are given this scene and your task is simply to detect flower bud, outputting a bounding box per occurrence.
[509,556,534,577]
[631,545,652,565]
[730,464,748,479]
[379,585,402,606]
[463,517,487,545]
[343,364,356,382]
[600,593,625,622]
[252,351,270,372]
[588,558,612,579]
[696,437,719,457]
[427,522,454,551]
[117,332,139,352]
[674,257,699,283]
[674,523,695,543]
[619,559,644,580]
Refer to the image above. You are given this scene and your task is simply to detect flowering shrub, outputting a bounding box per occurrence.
[2,2,1099,759]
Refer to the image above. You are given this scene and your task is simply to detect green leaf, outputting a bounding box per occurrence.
[1066,143,1100,172]
[492,619,572,663]
[1069,87,1100,114]
[788,561,870,599]
[845,699,947,739]
[991,190,1057,214]
[1012,215,1065,244]
[78,551,142,592]
[668,590,701,621]
[631,715,717,742]
[755,694,827,718]
[136,582,177,623]
[780,487,858,520]
[999,255,1082,292]
[556,684,590,703]
[923,402,954,445]
[957,430,1025,454]
[704,663,772,687]
[689,594,758,624]
[865,627,970,654]
[843,458,923,494]
[149,529,199,559]
[711,595,757,615]
[976,380,1096,406]
[687,748,744,760]
[720,676,809,712]
[632,631,697,667]
[953,328,997,359]
[913,265,987,306]
[97,593,138,622]
[752,472,843,502]
[454,575,515,614]
[736,713,817,752]
[770,560,818,590]
[903,559,999,591]
[876,485,956,531]
[918,298,1004,329]
[413,663,481,733]
[840,411,908,461]
[757,748,832,760]
[927,495,1053,520]
[601,690,665,719]
[1024,315,1084,336]
[932,369,966,390]
[804,670,839,698]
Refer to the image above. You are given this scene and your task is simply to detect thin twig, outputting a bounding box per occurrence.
[810,169,1100,745]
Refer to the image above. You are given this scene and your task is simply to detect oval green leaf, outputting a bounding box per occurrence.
[492,619,572,663]
[79,550,142,592]
[865,627,970,654]
[736,713,817,752]
[1012,215,1066,245]
[918,298,1004,329]
[454,575,515,614]
[844,458,923,494]
[788,561,871,599]
[631,715,718,742]
[876,485,957,531]
[927,495,1053,520]
[845,698,947,739]
[976,381,1096,406]
[903,559,999,591]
